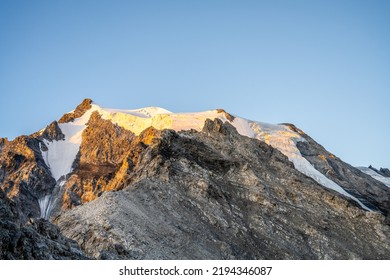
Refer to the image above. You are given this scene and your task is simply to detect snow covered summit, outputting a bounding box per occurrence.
[39,98,378,210]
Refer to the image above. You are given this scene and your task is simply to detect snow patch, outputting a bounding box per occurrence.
[357,167,390,188]
[41,107,95,181]
[246,120,371,211]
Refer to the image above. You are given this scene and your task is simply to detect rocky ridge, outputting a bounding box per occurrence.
[369,166,390,178]
[285,124,390,215]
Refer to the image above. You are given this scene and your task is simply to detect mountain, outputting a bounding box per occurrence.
[1,98,389,259]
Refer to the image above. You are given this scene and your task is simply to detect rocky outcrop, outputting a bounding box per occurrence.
[78,111,135,166]
[380,168,390,177]
[216,109,235,122]
[0,188,86,259]
[53,114,164,212]
[54,112,136,211]
[58,98,92,123]
[369,166,390,178]
[40,121,65,141]
[0,137,6,151]
[55,119,390,259]
[0,136,56,222]
[284,124,390,215]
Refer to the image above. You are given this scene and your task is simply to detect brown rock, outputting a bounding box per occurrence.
[0,135,55,221]
[216,109,235,122]
[58,98,92,123]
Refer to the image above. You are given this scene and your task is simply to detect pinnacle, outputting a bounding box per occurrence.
[58,98,93,123]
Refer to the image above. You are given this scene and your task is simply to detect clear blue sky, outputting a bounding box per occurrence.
[0,0,389,168]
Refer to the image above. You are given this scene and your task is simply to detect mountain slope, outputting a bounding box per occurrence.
[1,98,390,259]
[55,119,390,259]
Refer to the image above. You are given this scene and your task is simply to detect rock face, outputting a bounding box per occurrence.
[0,135,55,221]
[39,121,65,141]
[0,188,86,259]
[58,112,136,210]
[1,99,390,260]
[54,113,160,212]
[54,119,390,259]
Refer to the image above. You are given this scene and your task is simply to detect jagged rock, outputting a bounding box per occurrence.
[379,168,390,178]
[53,112,138,211]
[52,114,168,212]
[40,121,65,141]
[0,137,7,152]
[55,119,390,259]
[216,109,235,122]
[79,111,135,166]
[58,98,92,123]
[0,188,87,259]
[0,136,56,221]
[366,165,390,178]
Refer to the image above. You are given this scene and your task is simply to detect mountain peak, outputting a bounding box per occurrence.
[216,108,235,122]
[58,98,93,123]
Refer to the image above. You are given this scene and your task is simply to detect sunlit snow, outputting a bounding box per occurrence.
[39,102,371,211]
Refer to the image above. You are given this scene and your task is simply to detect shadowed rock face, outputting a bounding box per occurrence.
[0,188,86,259]
[54,119,390,260]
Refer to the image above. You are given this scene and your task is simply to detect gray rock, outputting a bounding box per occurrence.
[0,188,87,259]
[40,121,65,141]
[379,168,390,178]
